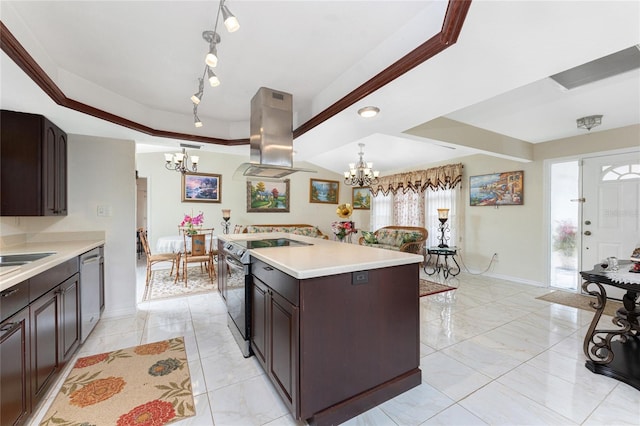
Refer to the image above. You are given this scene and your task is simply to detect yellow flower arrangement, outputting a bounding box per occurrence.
[336,203,353,219]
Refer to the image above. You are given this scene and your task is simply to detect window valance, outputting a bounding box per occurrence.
[370,163,463,196]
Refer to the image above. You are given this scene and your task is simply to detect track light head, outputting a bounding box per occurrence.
[205,45,218,68]
[221,4,240,32]
[207,67,220,87]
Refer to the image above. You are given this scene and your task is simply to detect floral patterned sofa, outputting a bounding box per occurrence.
[358,226,427,254]
[242,224,329,239]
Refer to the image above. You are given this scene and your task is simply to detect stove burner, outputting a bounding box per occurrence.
[243,238,312,249]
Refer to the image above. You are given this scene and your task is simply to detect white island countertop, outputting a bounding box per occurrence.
[0,239,105,292]
[219,233,423,279]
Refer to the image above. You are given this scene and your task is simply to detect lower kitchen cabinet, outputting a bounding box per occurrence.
[0,257,83,426]
[251,261,299,416]
[59,274,80,363]
[0,307,31,426]
[250,258,420,425]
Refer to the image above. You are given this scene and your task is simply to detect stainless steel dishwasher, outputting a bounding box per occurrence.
[80,247,102,343]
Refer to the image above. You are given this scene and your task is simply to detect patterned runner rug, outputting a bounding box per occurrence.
[40,337,195,426]
[536,290,623,317]
[143,266,216,301]
[420,279,456,297]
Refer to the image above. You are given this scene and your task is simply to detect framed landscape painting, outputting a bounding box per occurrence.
[182,172,221,203]
[352,187,371,209]
[469,170,523,206]
[309,179,339,204]
[247,179,290,212]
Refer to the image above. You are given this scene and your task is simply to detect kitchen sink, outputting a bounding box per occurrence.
[0,252,56,266]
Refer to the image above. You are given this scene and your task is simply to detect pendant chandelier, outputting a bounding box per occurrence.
[344,143,379,187]
[165,145,199,174]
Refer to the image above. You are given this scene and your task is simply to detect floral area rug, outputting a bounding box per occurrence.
[40,337,194,426]
[420,279,456,297]
[143,266,216,301]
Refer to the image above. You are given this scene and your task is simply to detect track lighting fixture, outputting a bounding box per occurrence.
[188,0,239,127]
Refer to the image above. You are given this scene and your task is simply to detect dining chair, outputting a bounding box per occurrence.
[175,227,216,286]
[138,228,180,290]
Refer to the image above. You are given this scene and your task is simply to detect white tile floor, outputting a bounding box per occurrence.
[30,262,639,426]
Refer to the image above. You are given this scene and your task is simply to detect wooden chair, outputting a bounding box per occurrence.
[175,227,216,286]
[138,228,179,290]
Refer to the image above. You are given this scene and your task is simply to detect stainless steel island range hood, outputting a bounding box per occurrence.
[234,87,315,179]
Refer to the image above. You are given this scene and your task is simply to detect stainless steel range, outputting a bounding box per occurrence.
[219,238,312,357]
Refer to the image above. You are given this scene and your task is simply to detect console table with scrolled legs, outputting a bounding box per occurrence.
[424,247,460,279]
[580,262,639,391]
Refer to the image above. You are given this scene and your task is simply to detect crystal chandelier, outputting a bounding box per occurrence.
[164,147,199,174]
[344,143,379,187]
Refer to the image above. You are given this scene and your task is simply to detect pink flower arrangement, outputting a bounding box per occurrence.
[331,220,355,241]
[180,212,204,234]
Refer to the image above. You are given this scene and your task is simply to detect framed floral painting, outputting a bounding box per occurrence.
[309,179,339,204]
[352,187,371,209]
[182,172,221,203]
[247,179,290,212]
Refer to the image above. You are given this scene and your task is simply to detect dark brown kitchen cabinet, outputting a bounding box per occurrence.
[59,274,80,362]
[0,307,31,426]
[251,259,299,416]
[0,110,68,216]
[29,287,60,408]
[29,268,79,408]
[250,257,420,426]
[0,255,86,425]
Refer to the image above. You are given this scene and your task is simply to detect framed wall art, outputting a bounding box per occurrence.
[469,170,523,206]
[309,178,339,204]
[247,179,290,212]
[352,187,371,209]
[182,172,221,203]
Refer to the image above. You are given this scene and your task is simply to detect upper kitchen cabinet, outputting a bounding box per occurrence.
[1,110,68,216]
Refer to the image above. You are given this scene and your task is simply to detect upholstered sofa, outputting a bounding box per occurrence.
[358,226,427,254]
[242,224,329,239]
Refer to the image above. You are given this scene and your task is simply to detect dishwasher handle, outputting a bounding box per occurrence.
[81,254,102,265]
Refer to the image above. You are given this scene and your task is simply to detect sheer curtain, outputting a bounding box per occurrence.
[394,191,424,226]
[370,192,393,231]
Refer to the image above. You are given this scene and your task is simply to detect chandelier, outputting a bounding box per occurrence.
[344,143,379,187]
[577,115,603,131]
[189,0,240,128]
[165,145,199,174]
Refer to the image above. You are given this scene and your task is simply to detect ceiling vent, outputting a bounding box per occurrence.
[550,45,640,90]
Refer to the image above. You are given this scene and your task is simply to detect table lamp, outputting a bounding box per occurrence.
[437,208,450,248]
[221,209,231,234]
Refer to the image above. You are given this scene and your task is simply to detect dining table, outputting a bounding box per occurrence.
[156,234,217,254]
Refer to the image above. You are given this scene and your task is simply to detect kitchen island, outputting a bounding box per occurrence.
[219,233,423,426]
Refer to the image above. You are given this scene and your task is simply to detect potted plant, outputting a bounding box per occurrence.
[552,219,577,268]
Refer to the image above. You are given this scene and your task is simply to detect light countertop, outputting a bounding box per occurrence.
[219,233,423,279]
[0,239,105,292]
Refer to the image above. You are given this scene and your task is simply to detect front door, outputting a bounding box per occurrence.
[581,151,640,300]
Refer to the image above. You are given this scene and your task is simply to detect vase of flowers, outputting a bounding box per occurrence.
[180,212,204,235]
[333,203,355,242]
[331,221,355,242]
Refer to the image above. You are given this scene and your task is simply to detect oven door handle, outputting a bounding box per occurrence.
[225,255,246,270]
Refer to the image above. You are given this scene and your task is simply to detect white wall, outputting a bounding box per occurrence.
[135,151,370,248]
[0,135,137,317]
